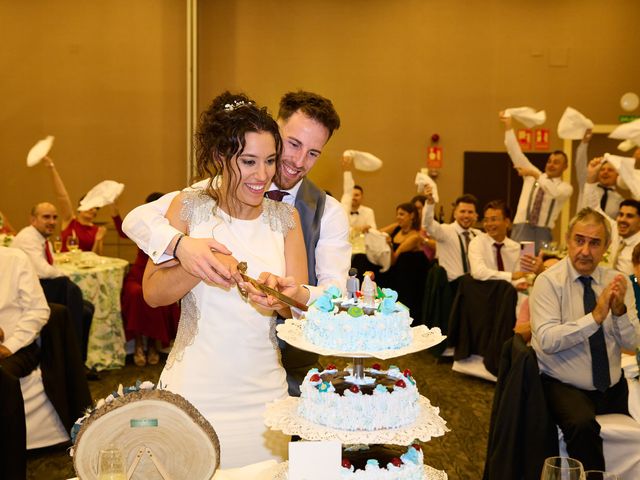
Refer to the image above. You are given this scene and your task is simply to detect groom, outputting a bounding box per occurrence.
[122,91,350,395]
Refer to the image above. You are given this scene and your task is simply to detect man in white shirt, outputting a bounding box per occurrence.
[123,91,350,395]
[12,202,64,279]
[0,247,50,478]
[530,207,640,471]
[574,130,621,219]
[340,154,377,241]
[468,200,529,290]
[500,113,574,253]
[583,158,640,275]
[421,186,480,283]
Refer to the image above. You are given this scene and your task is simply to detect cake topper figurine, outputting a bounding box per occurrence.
[361,271,376,307]
[346,268,360,299]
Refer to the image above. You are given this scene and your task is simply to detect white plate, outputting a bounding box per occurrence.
[27,135,54,167]
[276,320,446,360]
[264,395,449,445]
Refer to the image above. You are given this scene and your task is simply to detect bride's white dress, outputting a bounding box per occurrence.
[160,192,293,468]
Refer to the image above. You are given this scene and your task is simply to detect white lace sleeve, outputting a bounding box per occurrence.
[179,190,215,232]
[262,198,296,236]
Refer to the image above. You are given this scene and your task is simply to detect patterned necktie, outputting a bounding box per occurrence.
[462,230,471,251]
[44,240,54,265]
[264,190,289,202]
[598,185,611,211]
[578,276,611,392]
[493,243,505,271]
[459,232,471,273]
[528,185,545,225]
[611,239,625,271]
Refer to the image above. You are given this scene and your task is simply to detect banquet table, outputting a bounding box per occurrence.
[55,252,129,370]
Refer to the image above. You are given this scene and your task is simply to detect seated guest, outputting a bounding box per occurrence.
[583,159,640,274]
[411,194,436,261]
[379,202,423,264]
[422,185,480,285]
[121,193,180,367]
[0,247,50,477]
[379,202,430,322]
[0,209,16,235]
[530,207,640,471]
[41,156,125,254]
[12,202,95,363]
[468,200,530,291]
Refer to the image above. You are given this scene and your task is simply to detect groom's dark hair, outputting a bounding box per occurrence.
[278,91,341,138]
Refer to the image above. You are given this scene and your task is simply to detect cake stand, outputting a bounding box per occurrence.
[271,461,448,480]
[266,319,449,478]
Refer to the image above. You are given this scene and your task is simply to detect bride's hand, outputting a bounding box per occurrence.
[205,253,242,286]
[242,273,308,312]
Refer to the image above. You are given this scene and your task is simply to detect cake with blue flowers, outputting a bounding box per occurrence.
[341,444,424,479]
[302,286,413,352]
[298,364,420,431]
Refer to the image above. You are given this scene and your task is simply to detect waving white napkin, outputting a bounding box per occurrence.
[78,180,125,211]
[610,119,640,151]
[503,107,547,128]
[604,153,640,198]
[557,107,594,140]
[343,149,383,172]
[364,229,392,272]
[27,135,54,167]
[414,171,439,203]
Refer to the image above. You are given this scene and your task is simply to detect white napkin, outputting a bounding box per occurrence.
[213,460,278,480]
[414,171,439,203]
[557,107,594,140]
[78,180,125,211]
[27,135,54,167]
[617,139,637,152]
[609,119,640,150]
[343,149,383,172]
[364,229,392,272]
[604,153,640,198]
[503,107,547,128]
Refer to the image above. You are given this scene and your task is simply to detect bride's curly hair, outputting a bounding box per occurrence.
[195,91,282,216]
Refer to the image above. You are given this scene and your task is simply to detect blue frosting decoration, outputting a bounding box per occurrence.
[379,297,396,314]
[366,459,380,468]
[324,285,341,299]
[315,295,334,312]
[401,446,421,464]
[317,381,332,393]
[381,288,398,302]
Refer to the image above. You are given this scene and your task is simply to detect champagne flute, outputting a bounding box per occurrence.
[584,472,619,480]
[53,235,63,254]
[67,235,79,252]
[540,456,584,480]
[98,445,126,480]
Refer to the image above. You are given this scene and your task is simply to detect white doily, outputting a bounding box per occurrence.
[264,396,449,444]
[276,321,446,359]
[271,461,448,479]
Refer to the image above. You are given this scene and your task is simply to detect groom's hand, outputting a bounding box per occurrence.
[173,236,234,287]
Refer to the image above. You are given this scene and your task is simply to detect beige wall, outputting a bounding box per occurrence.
[2,0,639,238]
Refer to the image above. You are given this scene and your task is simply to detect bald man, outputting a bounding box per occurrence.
[12,202,65,279]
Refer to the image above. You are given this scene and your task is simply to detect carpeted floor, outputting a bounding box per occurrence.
[27,350,495,480]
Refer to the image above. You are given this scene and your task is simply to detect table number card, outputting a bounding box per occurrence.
[288,441,341,479]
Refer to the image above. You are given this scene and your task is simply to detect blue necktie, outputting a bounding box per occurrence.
[578,276,611,392]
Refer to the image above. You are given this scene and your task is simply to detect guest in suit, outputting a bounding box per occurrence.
[122,91,349,396]
[530,207,640,471]
[468,200,530,291]
[421,184,480,286]
[500,112,573,253]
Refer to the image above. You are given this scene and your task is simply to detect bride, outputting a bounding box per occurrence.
[143,92,307,468]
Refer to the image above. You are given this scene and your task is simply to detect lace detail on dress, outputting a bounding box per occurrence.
[165,292,200,370]
[262,198,296,236]
[180,190,215,230]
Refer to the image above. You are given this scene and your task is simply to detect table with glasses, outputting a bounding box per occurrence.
[55,252,129,370]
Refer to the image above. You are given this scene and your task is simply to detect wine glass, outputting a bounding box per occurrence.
[67,235,79,252]
[53,235,63,254]
[540,456,584,480]
[584,472,619,480]
[97,445,126,480]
